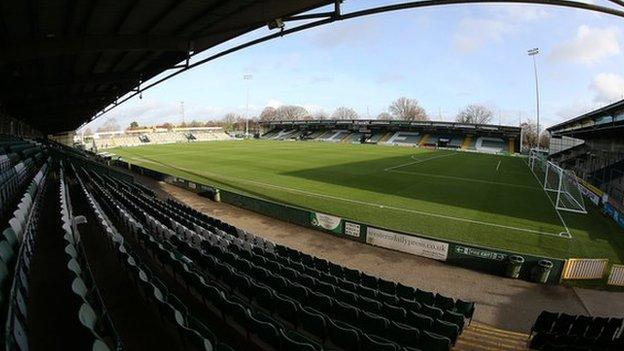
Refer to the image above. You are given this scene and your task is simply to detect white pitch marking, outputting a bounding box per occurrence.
[387,169,540,191]
[496,160,501,171]
[120,153,564,238]
[384,152,458,172]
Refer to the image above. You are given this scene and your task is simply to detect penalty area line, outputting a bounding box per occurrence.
[384,152,458,172]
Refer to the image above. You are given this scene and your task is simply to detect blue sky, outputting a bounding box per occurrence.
[82,1,624,131]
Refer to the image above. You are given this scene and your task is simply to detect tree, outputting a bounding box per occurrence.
[388,97,428,121]
[82,128,93,136]
[520,119,549,150]
[259,106,277,122]
[332,107,359,120]
[275,105,308,120]
[156,122,174,130]
[188,120,204,128]
[311,111,329,120]
[456,104,494,124]
[377,112,393,120]
[221,113,241,131]
[128,121,139,130]
[96,118,121,132]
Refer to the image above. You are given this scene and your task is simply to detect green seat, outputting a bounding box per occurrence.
[455,299,475,321]
[358,295,381,314]
[279,329,320,351]
[2,228,18,248]
[309,291,333,315]
[357,284,377,299]
[327,318,360,351]
[187,315,217,347]
[421,330,451,351]
[359,310,389,336]
[415,289,435,306]
[400,297,422,314]
[381,302,407,323]
[182,327,213,351]
[274,293,298,326]
[333,300,359,326]
[397,282,415,299]
[441,310,465,333]
[92,339,112,351]
[360,333,399,351]
[0,240,15,266]
[406,310,433,331]
[360,273,378,289]
[0,259,9,288]
[299,306,326,340]
[421,303,444,320]
[249,311,280,347]
[378,278,396,295]
[388,321,420,348]
[434,293,455,312]
[433,319,459,345]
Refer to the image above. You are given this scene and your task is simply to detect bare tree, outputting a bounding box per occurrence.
[332,107,359,120]
[259,106,277,122]
[377,112,393,120]
[221,112,240,131]
[389,97,428,121]
[456,104,494,124]
[275,105,308,120]
[520,119,549,150]
[311,110,329,120]
[96,118,121,132]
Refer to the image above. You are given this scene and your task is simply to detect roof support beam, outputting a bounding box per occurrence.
[1,35,193,63]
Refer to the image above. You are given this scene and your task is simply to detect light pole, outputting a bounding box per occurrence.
[243,74,253,137]
[527,48,541,149]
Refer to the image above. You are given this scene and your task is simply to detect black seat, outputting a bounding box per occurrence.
[333,300,359,326]
[249,311,280,348]
[433,319,459,345]
[553,313,576,335]
[532,311,559,335]
[415,289,435,306]
[396,283,415,299]
[274,293,299,326]
[434,293,455,312]
[569,315,592,337]
[381,302,407,323]
[279,329,318,351]
[309,290,333,315]
[406,310,434,331]
[420,304,444,321]
[361,273,378,289]
[420,330,451,351]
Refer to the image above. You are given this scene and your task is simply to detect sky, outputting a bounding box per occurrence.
[80,0,624,132]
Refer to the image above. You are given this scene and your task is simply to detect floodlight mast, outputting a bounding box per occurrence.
[244,74,253,137]
[527,48,541,149]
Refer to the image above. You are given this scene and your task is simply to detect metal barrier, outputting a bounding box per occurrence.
[607,264,624,286]
[562,258,609,280]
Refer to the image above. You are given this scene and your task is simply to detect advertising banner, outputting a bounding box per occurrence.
[366,227,448,261]
[310,212,343,234]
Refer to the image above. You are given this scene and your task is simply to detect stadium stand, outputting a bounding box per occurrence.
[529,310,623,350]
[260,120,520,154]
[91,128,231,151]
[548,99,624,211]
[19,141,478,351]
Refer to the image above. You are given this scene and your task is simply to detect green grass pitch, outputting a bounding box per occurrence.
[110,140,624,262]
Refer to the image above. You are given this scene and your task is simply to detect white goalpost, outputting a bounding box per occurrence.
[529,150,587,214]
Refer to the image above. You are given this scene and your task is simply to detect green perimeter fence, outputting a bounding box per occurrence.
[119,161,567,284]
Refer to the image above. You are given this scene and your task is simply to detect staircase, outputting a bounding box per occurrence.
[461,135,473,150]
[379,132,394,143]
[418,134,430,147]
[453,321,529,351]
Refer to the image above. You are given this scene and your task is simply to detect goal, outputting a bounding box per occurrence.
[529,150,587,214]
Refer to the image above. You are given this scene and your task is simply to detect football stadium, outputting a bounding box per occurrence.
[1,1,624,351]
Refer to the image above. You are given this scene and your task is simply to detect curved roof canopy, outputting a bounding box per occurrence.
[0,0,332,133]
[2,0,623,134]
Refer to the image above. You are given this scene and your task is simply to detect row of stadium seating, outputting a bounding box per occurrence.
[529,310,623,350]
[261,129,510,153]
[93,130,231,150]
[1,159,49,349]
[66,153,477,351]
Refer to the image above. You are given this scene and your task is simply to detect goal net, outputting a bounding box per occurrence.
[529,150,587,214]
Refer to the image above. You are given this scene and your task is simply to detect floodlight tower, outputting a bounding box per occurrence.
[244,74,253,137]
[527,48,541,149]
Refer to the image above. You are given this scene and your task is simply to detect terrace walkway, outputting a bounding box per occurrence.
[129,173,624,336]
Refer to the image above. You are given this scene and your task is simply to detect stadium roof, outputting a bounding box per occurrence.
[0,0,332,134]
[2,1,623,135]
[548,99,624,137]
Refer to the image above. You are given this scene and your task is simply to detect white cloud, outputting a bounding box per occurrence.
[589,73,624,103]
[549,25,621,65]
[453,5,550,53]
[454,18,512,53]
[266,99,283,108]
